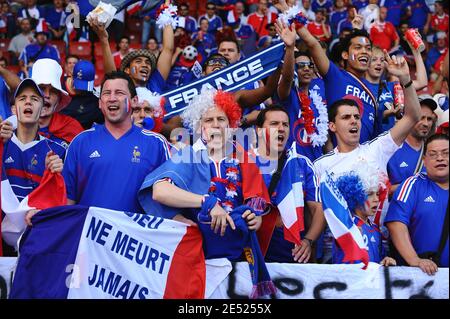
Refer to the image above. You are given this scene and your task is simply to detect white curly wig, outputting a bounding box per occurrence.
[181,87,218,131]
[352,159,388,193]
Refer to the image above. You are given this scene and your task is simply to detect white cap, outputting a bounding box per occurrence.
[31,58,71,111]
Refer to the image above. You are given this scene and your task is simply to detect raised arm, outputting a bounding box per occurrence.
[386,51,421,146]
[89,17,116,73]
[234,66,281,108]
[295,20,330,76]
[406,41,428,91]
[275,20,296,101]
[157,24,175,81]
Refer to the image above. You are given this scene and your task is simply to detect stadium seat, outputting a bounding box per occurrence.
[95,58,104,72]
[129,43,141,50]
[128,32,141,45]
[69,41,92,60]
[94,70,105,87]
[0,38,10,52]
[51,40,67,56]
[94,41,117,58]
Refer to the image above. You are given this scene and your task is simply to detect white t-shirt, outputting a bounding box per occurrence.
[314,131,400,259]
[314,131,399,180]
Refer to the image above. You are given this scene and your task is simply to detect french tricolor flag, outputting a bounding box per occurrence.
[1,142,67,250]
[239,145,306,254]
[10,205,209,299]
[35,18,49,33]
[127,1,143,15]
[319,172,369,269]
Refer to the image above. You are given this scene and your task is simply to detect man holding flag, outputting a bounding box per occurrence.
[313,51,421,264]
[241,105,325,264]
[1,78,65,255]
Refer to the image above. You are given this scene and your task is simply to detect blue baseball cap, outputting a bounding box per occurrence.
[73,60,95,92]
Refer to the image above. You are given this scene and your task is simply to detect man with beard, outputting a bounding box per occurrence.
[387,95,438,196]
[386,134,449,274]
[63,71,171,212]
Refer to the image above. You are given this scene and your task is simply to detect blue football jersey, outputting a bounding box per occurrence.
[63,124,170,212]
[324,62,378,143]
[387,141,426,185]
[333,215,384,264]
[385,174,449,267]
[3,134,66,200]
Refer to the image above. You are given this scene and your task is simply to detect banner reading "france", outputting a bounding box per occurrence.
[162,42,286,118]
[10,205,217,299]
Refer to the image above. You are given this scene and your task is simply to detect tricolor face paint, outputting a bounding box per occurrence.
[347,37,372,72]
[129,57,152,84]
[99,78,133,125]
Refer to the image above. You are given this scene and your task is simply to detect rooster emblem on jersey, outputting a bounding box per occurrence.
[132,146,141,163]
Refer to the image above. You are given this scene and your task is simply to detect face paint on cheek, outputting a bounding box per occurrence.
[350,54,355,61]
[124,97,130,113]
[265,127,271,156]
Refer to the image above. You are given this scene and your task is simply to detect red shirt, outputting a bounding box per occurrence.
[431,14,449,33]
[307,22,331,42]
[247,11,278,37]
[370,22,399,51]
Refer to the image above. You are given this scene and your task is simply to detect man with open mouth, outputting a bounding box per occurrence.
[31,58,84,148]
[313,50,421,264]
[2,78,65,256]
[62,71,171,213]
[275,1,382,144]
[246,105,325,264]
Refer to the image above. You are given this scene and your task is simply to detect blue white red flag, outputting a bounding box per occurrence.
[10,205,212,299]
[1,146,66,249]
[320,172,369,269]
[239,145,306,254]
[126,1,142,15]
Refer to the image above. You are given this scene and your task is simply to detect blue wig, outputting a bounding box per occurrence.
[336,173,368,213]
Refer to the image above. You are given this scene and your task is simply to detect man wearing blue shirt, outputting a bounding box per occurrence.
[63,71,171,213]
[19,31,60,66]
[401,0,431,35]
[198,2,223,36]
[386,134,449,275]
[285,2,380,144]
[253,106,324,263]
[387,95,437,195]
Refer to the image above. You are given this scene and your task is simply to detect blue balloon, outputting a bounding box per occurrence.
[143,117,155,130]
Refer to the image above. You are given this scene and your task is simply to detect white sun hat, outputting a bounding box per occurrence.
[31,58,71,112]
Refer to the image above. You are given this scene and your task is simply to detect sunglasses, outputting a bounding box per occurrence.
[297,61,314,69]
[205,57,229,68]
[207,7,215,10]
